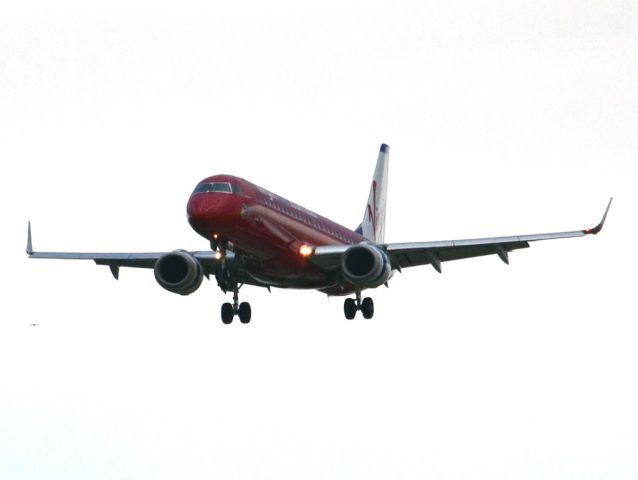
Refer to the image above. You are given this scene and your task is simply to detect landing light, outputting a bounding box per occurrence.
[299,244,314,257]
[214,251,223,260]
[213,233,219,240]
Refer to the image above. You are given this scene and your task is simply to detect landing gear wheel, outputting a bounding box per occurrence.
[344,298,357,320]
[238,302,252,324]
[221,302,234,324]
[361,297,374,319]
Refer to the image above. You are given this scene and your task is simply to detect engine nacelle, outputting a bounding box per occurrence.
[154,250,204,295]
[341,244,391,288]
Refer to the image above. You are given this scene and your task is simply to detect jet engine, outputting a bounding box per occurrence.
[341,244,391,288]
[154,250,204,295]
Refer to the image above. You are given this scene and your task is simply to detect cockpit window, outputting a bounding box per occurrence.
[210,183,232,193]
[193,183,211,194]
[193,182,242,195]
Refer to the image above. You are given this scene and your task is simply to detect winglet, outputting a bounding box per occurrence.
[584,197,613,235]
[26,221,33,255]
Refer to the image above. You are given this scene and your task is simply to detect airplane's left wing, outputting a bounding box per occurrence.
[26,222,218,279]
[25,223,273,289]
[311,198,612,273]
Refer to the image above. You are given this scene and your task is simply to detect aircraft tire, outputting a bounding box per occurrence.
[344,298,357,320]
[361,297,374,319]
[221,302,234,324]
[238,302,252,324]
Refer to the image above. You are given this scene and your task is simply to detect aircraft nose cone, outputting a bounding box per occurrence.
[187,193,239,234]
[187,194,223,223]
[187,194,206,220]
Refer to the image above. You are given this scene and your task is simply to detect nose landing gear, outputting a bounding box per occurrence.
[343,291,374,320]
[220,285,252,324]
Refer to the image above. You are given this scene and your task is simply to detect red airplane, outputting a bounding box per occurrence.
[27,144,612,324]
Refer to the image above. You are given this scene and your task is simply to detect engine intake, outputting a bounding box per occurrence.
[154,250,203,295]
[341,244,391,288]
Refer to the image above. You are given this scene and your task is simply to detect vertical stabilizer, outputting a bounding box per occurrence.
[356,144,389,243]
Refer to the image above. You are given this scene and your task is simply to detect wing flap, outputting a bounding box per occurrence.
[389,240,529,270]
[30,252,166,261]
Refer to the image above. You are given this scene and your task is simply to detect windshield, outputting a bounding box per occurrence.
[193,182,243,195]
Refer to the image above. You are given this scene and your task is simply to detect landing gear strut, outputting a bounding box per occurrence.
[343,291,374,320]
[220,285,252,324]
[211,239,230,258]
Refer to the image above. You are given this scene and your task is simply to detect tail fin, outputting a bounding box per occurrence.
[355,143,389,243]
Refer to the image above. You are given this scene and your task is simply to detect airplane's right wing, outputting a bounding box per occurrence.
[387,197,612,272]
[311,198,612,273]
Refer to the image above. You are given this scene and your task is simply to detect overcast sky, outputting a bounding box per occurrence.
[1,1,637,479]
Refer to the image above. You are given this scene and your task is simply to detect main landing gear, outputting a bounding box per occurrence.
[220,285,252,325]
[343,291,374,320]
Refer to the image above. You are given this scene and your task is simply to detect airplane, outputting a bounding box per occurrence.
[27,144,612,324]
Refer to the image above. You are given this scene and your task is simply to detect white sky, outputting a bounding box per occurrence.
[1,1,637,478]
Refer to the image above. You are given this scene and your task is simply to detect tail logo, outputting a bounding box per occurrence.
[367,180,378,238]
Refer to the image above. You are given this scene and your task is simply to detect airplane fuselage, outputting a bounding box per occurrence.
[186,174,365,294]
